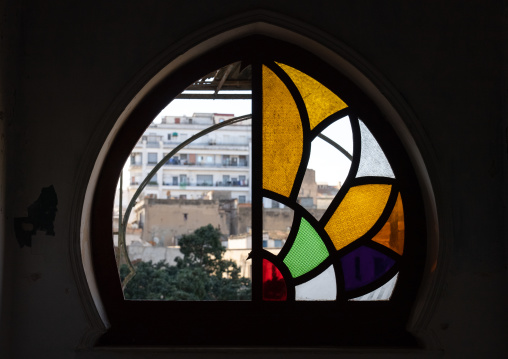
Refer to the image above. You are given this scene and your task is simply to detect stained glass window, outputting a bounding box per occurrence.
[112,60,410,303]
[260,62,403,301]
[93,38,426,346]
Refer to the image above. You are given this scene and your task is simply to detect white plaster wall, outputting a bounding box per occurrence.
[128,246,181,266]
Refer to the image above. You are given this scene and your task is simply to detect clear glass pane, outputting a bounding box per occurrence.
[114,62,253,300]
[301,117,352,220]
[320,118,353,156]
[262,198,293,255]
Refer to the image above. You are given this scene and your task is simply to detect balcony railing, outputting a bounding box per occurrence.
[215,181,248,187]
[159,182,249,187]
[162,161,249,168]
[163,140,249,146]
[136,138,251,148]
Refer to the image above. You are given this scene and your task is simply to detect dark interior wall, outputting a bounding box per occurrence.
[0,1,507,358]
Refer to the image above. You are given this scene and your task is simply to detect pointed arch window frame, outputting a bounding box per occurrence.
[89,35,427,347]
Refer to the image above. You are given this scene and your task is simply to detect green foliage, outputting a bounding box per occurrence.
[120,225,251,300]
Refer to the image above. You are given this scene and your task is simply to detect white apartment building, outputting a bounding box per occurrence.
[128,112,252,204]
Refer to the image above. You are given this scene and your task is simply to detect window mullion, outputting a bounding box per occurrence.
[251,60,263,301]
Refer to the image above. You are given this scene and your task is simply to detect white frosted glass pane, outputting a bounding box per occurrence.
[356,120,395,178]
[350,273,398,301]
[295,265,336,301]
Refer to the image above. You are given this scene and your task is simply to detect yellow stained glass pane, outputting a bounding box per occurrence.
[263,65,303,197]
[372,193,404,255]
[325,184,392,250]
[277,63,348,130]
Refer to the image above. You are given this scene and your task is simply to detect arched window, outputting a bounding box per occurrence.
[91,36,426,346]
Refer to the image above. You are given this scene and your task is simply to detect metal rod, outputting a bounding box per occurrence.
[317,133,353,161]
[214,64,234,95]
[175,94,251,100]
[117,171,123,268]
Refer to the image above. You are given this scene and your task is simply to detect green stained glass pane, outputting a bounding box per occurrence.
[283,218,329,278]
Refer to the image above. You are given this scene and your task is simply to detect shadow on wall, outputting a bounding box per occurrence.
[13,185,58,247]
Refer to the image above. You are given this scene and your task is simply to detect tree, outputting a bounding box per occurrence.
[120,225,251,300]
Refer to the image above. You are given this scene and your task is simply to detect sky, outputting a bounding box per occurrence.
[156,96,252,120]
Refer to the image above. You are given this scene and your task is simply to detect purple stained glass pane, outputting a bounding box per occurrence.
[340,246,395,291]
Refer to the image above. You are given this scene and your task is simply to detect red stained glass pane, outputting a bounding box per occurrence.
[262,259,287,301]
